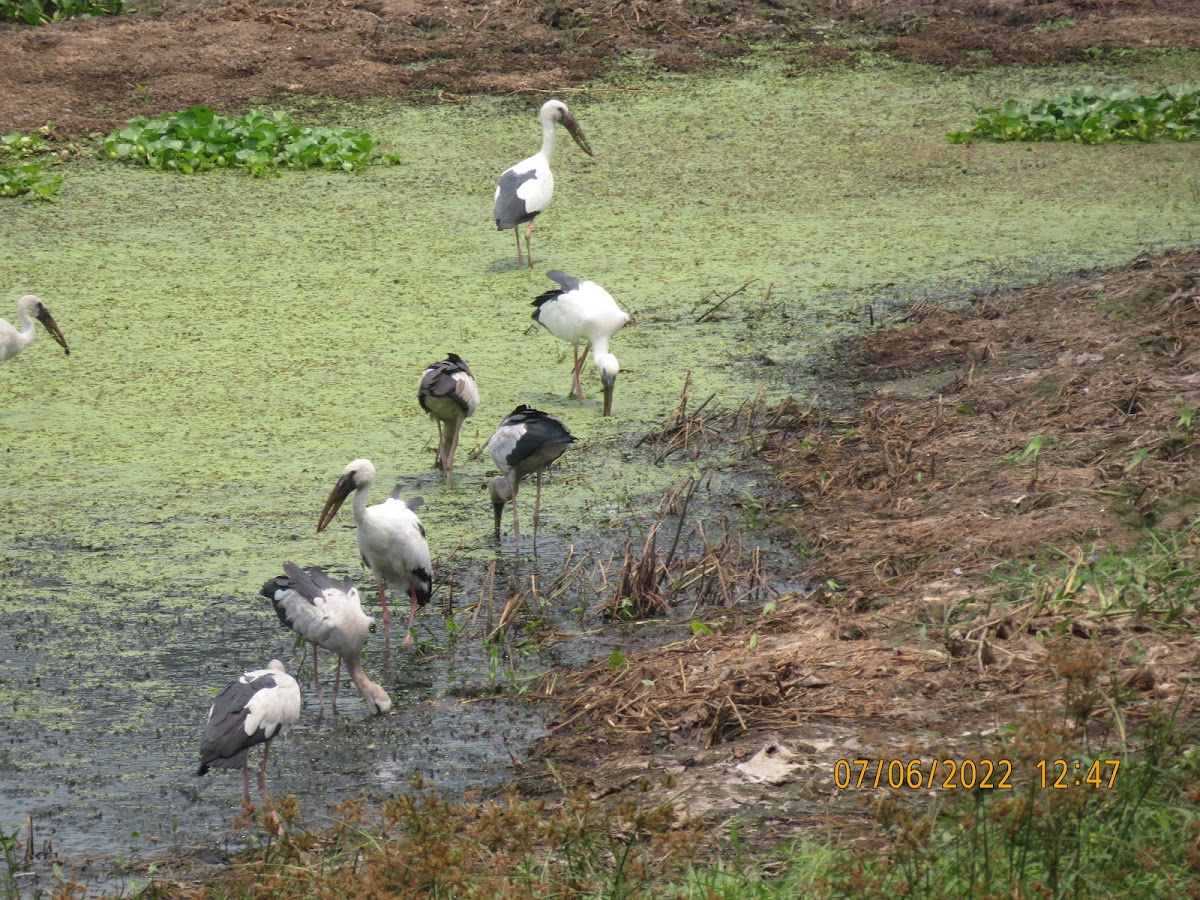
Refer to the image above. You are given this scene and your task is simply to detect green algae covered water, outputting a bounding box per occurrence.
[3,50,1200,860]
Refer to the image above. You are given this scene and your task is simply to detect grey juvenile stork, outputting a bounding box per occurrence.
[1,294,69,363]
[418,353,480,478]
[486,405,577,554]
[197,660,301,805]
[261,563,392,715]
[532,270,630,416]
[493,99,593,268]
[317,459,433,650]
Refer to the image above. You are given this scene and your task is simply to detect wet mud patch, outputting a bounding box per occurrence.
[2,0,1200,136]
[527,248,1200,855]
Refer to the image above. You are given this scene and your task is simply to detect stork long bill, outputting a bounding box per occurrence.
[37,308,69,355]
[563,114,594,157]
[316,474,355,532]
[601,373,616,417]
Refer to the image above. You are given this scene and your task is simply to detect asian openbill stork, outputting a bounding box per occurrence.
[197,660,301,805]
[261,563,392,715]
[486,405,576,554]
[1,294,69,363]
[532,270,630,416]
[418,353,480,477]
[494,99,593,268]
[317,459,432,649]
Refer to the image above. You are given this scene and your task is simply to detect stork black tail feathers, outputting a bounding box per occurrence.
[412,567,433,608]
[196,762,210,777]
[260,574,293,628]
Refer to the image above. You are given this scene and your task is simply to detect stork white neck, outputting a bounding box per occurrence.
[353,473,375,524]
[11,295,39,356]
[540,113,558,160]
[345,655,391,713]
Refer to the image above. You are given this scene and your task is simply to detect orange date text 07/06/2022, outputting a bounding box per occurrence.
[833,758,1122,791]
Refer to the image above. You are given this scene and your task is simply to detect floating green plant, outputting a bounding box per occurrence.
[949,84,1200,144]
[0,0,121,23]
[0,162,62,199]
[101,106,403,176]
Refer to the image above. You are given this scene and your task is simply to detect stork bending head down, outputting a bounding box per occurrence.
[262,563,392,715]
[486,405,576,554]
[532,270,629,416]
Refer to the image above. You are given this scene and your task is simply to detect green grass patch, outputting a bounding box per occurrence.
[0,163,62,199]
[100,107,403,176]
[0,0,121,24]
[1002,521,1200,630]
[949,84,1200,144]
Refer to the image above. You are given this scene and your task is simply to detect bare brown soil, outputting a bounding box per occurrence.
[3,0,1200,137]
[527,249,1200,852]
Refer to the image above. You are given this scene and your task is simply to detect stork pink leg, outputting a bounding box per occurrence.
[445,418,462,478]
[513,226,523,265]
[434,419,446,470]
[533,470,544,555]
[511,479,521,555]
[312,644,324,709]
[241,761,252,805]
[332,659,342,711]
[571,342,591,404]
[377,578,392,652]
[524,221,535,269]
[257,740,272,801]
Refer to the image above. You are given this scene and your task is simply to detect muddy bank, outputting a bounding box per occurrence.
[3,0,1200,136]
[527,248,1200,852]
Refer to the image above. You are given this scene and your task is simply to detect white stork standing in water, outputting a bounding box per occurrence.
[532,270,630,416]
[0,294,70,363]
[317,459,432,650]
[261,563,392,715]
[487,405,577,554]
[197,659,301,805]
[494,99,593,268]
[418,353,480,478]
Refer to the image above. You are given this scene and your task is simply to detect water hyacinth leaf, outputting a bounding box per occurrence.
[950,84,1200,144]
[100,106,401,176]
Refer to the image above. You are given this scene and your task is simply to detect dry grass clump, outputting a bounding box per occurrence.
[118,779,705,899]
[542,603,947,743]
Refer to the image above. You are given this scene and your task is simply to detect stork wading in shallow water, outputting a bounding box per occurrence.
[317,459,432,649]
[197,659,301,805]
[0,294,69,363]
[532,270,630,416]
[487,405,576,554]
[494,99,593,268]
[261,563,392,715]
[418,353,480,478]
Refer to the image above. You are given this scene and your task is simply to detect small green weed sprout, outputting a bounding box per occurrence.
[101,106,402,176]
[949,84,1200,144]
[1033,17,1075,32]
[1004,434,1046,486]
[1174,394,1194,443]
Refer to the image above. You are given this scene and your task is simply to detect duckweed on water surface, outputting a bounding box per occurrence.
[2,50,1200,858]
